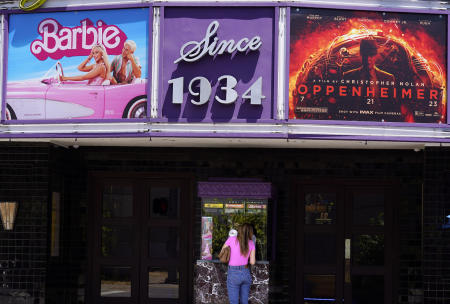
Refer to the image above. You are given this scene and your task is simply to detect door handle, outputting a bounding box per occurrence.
[345,238,351,284]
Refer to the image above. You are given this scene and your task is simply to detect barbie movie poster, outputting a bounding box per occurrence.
[6,8,149,121]
[201,216,213,260]
[289,8,447,123]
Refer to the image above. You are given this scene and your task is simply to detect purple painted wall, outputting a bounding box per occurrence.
[160,7,275,122]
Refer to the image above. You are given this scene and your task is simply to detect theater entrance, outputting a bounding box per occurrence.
[295,181,396,304]
[88,173,192,304]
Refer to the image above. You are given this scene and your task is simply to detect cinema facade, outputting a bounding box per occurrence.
[0,0,449,303]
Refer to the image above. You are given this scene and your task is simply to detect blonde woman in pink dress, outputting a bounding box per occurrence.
[60,44,110,85]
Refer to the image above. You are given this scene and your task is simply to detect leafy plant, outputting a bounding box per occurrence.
[211,212,267,261]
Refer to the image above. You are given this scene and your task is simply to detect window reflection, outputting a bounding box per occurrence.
[352,275,384,304]
[353,234,384,265]
[101,226,134,257]
[148,267,179,299]
[100,266,131,297]
[304,275,335,304]
[149,187,180,219]
[149,227,179,258]
[305,193,336,225]
[102,184,133,218]
[305,234,336,265]
[353,193,384,226]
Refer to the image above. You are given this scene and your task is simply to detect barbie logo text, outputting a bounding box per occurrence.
[30,18,127,61]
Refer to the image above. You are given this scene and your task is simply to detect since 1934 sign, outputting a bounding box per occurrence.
[160,7,275,122]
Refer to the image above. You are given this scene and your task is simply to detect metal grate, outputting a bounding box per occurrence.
[0,144,49,304]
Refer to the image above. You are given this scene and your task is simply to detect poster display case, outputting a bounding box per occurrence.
[5,7,150,122]
[289,7,448,123]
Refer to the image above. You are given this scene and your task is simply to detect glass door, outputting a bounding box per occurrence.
[90,175,191,304]
[344,187,393,304]
[299,185,344,304]
[94,180,138,303]
[297,182,394,304]
[139,181,189,303]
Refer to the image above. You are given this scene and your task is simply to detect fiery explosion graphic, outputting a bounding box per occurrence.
[289,15,447,123]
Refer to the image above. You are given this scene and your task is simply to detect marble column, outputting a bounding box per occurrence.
[194,260,269,304]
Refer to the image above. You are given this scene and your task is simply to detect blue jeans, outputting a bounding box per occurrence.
[227,265,252,304]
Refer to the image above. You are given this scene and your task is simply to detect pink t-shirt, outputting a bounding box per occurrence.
[225,236,255,266]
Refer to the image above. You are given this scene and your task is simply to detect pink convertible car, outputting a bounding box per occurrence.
[6,62,147,120]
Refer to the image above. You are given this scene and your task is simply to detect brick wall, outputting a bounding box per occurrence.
[423,147,450,303]
[0,143,49,304]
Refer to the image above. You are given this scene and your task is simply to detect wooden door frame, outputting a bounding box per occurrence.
[291,179,399,304]
[87,172,195,304]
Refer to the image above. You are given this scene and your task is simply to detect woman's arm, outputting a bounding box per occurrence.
[62,64,103,82]
[78,53,94,72]
[249,249,256,265]
[110,77,118,85]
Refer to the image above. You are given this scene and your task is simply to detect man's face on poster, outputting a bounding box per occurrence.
[367,55,376,68]
[121,43,133,58]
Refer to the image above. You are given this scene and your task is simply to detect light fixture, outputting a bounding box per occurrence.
[0,201,18,230]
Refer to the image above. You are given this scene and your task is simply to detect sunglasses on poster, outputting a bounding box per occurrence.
[19,0,47,11]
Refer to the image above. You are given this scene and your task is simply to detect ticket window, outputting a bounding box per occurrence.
[198,181,271,262]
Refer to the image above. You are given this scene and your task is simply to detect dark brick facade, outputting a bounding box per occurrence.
[0,143,49,304]
[423,147,450,303]
[0,142,447,303]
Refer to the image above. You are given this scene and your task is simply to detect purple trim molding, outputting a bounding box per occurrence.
[147,5,153,120]
[286,119,449,129]
[1,131,450,144]
[290,3,450,15]
[197,181,272,199]
[273,6,280,121]
[1,14,8,122]
[157,2,280,7]
[448,14,450,123]
[286,133,450,143]
[3,2,152,15]
[285,6,291,122]
[2,118,148,125]
[158,5,165,120]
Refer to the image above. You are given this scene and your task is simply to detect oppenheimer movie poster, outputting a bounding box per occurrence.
[289,8,447,123]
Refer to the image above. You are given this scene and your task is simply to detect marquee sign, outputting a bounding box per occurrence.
[161,7,275,122]
[6,8,150,121]
[289,7,447,123]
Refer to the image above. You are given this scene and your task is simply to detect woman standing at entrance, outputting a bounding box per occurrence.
[222,223,256,304]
